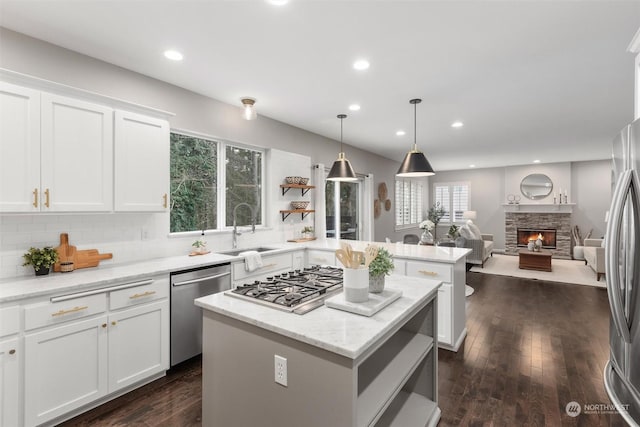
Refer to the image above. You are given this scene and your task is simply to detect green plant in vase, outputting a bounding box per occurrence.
[368,247,394,293]
[22,246,59,276]
[427,202,446,241]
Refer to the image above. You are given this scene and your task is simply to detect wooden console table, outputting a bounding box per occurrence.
[518,249,552,272]
[518,249,551,271]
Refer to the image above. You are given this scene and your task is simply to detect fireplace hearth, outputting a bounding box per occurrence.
[517,228,557,249]
[505,212,571,259]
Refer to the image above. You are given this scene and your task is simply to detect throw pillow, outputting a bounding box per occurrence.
[459,225,474,240]
[468,222,483,240]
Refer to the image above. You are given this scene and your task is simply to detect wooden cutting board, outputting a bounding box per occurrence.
[53,233,112,272]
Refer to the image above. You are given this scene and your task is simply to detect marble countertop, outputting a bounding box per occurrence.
[305,239,470,263]
[195,274,440,359]
[0,245,298,303]
[0,238,467,303]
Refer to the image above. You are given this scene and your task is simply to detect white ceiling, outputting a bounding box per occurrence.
[1,1,639,171]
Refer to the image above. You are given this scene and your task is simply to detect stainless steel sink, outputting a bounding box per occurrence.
[219,247,277,257]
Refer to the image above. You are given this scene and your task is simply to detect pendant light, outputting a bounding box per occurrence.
[327,114,357,181]
[241,97,257,120]
[396,98,435,177]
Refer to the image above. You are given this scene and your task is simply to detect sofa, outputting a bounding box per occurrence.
[583,238,605,281]
[458,222,494,267]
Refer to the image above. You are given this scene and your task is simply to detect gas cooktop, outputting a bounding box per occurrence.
[227,265,343,314]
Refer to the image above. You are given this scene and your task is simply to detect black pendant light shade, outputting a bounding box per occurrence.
[396,99,435,177]
[327,114,358,181]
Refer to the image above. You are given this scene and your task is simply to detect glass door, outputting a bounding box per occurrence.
[325,180,362,240]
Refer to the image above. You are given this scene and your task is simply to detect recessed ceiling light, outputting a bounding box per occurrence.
[267,0,289,5]
[396,130,406,136]
[533,159,541,163]
[164,50,183,61]
[353,60,370,71]
[451,121,464,128]
[469,164,476,168]
[349,104,360,111]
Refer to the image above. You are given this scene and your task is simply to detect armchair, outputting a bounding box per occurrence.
[458,222,494,267]
[583,238,605,280]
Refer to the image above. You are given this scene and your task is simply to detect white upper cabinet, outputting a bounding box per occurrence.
[114,110,169,211]
[0,82,41,212]
[41,93,114,212]
[0,85,114,213]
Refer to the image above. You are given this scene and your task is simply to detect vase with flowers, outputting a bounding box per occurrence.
[419,220,435,244]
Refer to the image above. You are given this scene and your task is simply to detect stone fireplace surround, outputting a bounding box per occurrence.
[505,212,571,259]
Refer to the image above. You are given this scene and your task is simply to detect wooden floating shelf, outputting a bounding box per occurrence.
[279,209,315,220]
[286,237,317,243]
[280,184,316,196]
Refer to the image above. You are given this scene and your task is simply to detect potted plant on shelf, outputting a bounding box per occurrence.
[22,246,59,276]
[302,226,314,239]
[192,232,208,254]
[368,247,394,293]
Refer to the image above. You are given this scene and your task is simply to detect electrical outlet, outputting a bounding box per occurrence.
[274,355,287,386]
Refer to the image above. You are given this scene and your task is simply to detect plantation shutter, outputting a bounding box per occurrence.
[452,184,469,222]
[434,185,450,222]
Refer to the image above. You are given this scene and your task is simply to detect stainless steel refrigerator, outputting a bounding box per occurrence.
[605,116,640,426]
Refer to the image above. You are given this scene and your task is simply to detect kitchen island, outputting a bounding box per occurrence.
[195,274,441,427]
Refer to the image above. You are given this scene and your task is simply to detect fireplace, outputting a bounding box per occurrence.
[517,228,557,249]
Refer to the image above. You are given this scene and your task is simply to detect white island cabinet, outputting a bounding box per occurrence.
[196,275,441,427]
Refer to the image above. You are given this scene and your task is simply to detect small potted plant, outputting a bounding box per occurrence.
[302,226,314,239]
[368,247,394,293]
[192,233,208,254]
[22,246,59,276]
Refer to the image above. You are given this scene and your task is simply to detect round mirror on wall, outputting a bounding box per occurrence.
[520,173,553,200]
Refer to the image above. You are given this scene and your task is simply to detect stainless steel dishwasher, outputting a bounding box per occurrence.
[170,262,231,366]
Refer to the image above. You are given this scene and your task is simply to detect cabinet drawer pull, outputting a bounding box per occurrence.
[9,349,15,355]
[112,321,117,326]
[418,270,438,276]
[51,305,88,317]
[44,188,50,208]
[33,188,38,208]
[129,290,156,299]
[102,323,107,328]
[163,193,168,208]
[313,257,328,263]
[258,263,277,270]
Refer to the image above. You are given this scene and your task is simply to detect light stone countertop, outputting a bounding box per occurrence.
[0,239,467,303]
[0,246,298,303]
[195,274,441,359]
[305,238,470,263]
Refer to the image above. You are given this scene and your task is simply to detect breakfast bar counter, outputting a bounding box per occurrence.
[195,275,441,427]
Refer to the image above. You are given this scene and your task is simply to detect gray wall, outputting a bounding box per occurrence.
[0,27,401,242]
[571,160,611,240]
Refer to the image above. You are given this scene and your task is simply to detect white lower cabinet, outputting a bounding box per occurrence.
[306,249,336,266]
[405,260,465,351]
[437,284,452,345]
[0,337,20,427]
[23,277,169,426]
[108,300,168,391]
[24,316,109,427]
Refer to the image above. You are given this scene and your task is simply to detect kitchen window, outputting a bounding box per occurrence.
[170,131,264,233]
[433,182,470,224]
[395,179,424,229]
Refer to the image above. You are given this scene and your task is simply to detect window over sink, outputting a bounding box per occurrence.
[170,131,264,233]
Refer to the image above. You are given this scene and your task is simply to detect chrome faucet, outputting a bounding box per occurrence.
[232,203,256,248]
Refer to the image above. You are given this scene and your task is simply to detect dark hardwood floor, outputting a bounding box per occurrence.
[61,273,624,426]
